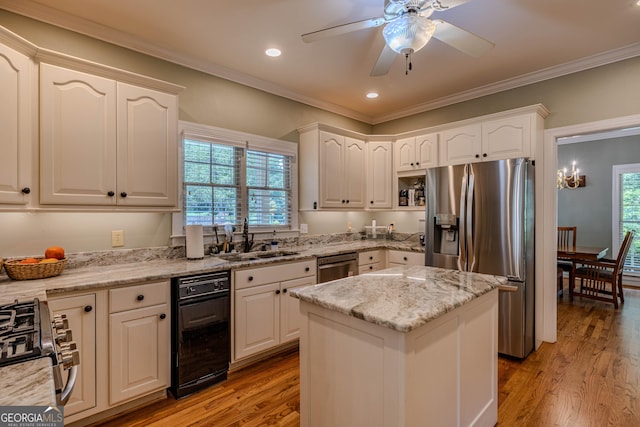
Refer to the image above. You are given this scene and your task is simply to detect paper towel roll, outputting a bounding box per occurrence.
[186,225,204,260]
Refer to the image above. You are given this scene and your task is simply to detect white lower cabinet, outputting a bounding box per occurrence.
[47,293,98,418]
[109,281,170,405]
[387,250,425,267]
[358,250,386,274]
[234,260,316,361]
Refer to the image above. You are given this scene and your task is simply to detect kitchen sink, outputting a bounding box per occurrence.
[215,250,299,262]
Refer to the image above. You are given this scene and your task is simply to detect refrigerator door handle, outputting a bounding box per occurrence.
[458,167,468,271]
[498,284,519,292]
[466,170,475,271]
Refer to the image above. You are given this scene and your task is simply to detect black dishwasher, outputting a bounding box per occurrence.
[170,270,230,398]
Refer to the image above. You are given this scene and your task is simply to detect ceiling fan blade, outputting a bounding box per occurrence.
[370,44,397,77]
[432,19,494,57]
[302,17,386,43]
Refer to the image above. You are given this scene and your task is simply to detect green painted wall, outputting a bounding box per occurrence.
[557,135,640,251]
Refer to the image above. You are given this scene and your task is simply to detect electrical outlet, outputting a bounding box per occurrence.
[111,230,125,247]
[300,223,308,234]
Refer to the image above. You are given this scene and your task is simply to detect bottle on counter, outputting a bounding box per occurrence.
[399,189,408,206]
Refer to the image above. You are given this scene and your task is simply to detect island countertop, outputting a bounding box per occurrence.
[289,265,506,333]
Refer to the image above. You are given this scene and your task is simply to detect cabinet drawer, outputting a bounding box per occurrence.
[358,262,384,275]
[109,280,169,313]
[235,260,316,290]
[358,250,385,266]
[387,251,424,266]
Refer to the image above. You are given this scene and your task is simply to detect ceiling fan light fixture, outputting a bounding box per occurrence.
[382,14,436,55]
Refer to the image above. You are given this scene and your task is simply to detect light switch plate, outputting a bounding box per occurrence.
[111,230,125,247]
[300,223,308,234]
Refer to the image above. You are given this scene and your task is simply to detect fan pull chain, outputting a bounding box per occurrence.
[405,52,413,75]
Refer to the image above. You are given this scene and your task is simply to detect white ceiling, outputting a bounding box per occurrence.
[2,0,640,124]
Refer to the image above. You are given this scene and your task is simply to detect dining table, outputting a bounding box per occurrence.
[557,246,609,261]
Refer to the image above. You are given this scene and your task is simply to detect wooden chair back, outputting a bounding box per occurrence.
[557,226,577,251]
[615,230,636,272]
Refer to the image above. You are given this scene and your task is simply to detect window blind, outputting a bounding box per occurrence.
[246,149,292,228]
[619,170,640,273]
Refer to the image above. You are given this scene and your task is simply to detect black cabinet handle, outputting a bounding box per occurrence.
[369,266,373,270]
[159,313,166,320]
[84,305,93,313]
[248,276,254,281]
[475,154,480,158]
[403,256,408,261]
[305,267,310,272]
[107,191,115,197]
[483,153,488,158]
[410,162,414,166]
[275,289,281,295]
[136,294,144,301]
[283,289,288,294]
[341,200,346,203]
[120,192,127,198]
[369,256,373,260]
[416,162,420,166]
[370,200,374,204]
[346,200,349,204]
[21,187,31,194]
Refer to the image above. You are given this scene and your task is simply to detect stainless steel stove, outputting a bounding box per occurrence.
[0,298,80,405]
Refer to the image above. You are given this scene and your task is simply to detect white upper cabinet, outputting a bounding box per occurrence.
[440,124,483,165]
[367,141,393,209]
[481,114,531,161]
[40,63,118,205]
[116,82,177,207]
[395,133,438,173]
[0,41,34,205]
[38,57,180,208]
[317,131,366,209]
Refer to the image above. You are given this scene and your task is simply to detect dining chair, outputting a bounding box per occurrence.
[572,230,636,309]
[557,226,577,294]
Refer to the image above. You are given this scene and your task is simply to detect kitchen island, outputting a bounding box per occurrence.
[290,265,505,427]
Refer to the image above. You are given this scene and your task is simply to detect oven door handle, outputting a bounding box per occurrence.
[59,365,78,405]
[318,260,356,271]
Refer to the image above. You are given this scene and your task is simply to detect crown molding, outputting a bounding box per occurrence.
[3,0,639,126]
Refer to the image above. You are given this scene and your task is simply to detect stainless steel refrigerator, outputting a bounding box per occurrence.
[425,158,534,358]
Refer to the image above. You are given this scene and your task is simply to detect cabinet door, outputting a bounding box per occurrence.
[482,115,531,161]
[387,250,425,266]
[40,64,117,205]
[416,133,439,168]
[318,131,345,208]
[440,124,482,166]
[0,44,32,205]
[234,283,280,360]
[343,137,366,208]
[280,276,316,343]
[109,304,170,405]
[48,294,97,417]
[367,141,392,209]
[395,137,416,172]
[116,83,177,207]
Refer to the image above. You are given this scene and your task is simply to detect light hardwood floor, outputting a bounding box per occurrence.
[94,286,640,427]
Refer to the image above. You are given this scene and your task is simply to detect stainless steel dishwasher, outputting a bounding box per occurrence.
[317,252,358,283]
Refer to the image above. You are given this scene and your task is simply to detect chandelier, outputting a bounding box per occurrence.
[557,161,583,190]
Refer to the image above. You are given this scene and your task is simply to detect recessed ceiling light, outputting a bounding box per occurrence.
[265,48,281,57]
[366,92,379,99]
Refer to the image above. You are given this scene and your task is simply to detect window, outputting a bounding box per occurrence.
[177,121,297,234]
[613,163,640,274]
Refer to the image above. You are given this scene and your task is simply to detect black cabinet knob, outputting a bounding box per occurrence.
[275,289,281,295]
[369,266,373,270]
[305,267,310,272]
[283,289,288,294]
[370,200,374,204]
[107,191,115,197]
[403,256,408,261]
[410,162,414,166]
[483,153,488,158]
[416,162,420,166]
[120,192,127,198]
[84,305,93,313]
[248,276,254,281]
[346,200,349,204]
[21,187,31,194]
[369,256,373,260]
[475,154,480,158]
[136,294,144,301]
[159,313,166,320]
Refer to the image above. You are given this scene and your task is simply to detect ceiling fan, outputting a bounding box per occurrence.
[301,0,494,76]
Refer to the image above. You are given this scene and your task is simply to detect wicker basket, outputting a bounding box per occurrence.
[4,258,67,280]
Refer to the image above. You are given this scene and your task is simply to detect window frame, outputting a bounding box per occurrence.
[612,162,640,275]
[173,121,298,237]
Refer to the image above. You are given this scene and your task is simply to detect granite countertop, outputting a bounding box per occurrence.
[0,240,423,305]
[0,357,57,406]
[289,265,506,333]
